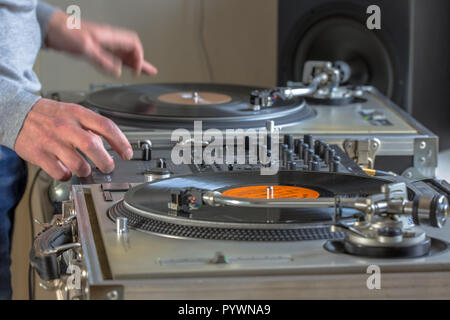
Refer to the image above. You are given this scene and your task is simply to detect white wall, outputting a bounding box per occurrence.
[36,0,278,91]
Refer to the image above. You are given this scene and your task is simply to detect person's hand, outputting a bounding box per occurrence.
[45,10,158,77]
[14,98,133,181]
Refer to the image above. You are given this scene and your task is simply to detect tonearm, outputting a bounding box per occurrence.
[250,60,355,109]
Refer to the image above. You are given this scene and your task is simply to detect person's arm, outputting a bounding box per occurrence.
[13,7,157,181]
[45,10,158,77]
[0,1,54,150]
[0,79,40,151]
[15,97,133,180]
[36,1,58,41]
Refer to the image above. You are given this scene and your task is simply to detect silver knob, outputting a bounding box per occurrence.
[266,120,275,133]
[116,217,128,235]
[193,91,199,103]
[266,186,274,199]
[413,195,448,228]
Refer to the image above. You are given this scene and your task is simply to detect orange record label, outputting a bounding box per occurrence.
[222,185,320,199]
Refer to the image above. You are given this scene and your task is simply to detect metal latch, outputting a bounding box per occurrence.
[343,138,380,169]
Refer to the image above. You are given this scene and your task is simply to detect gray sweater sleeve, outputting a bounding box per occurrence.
[0,1,57,150]
[0,79,41,150]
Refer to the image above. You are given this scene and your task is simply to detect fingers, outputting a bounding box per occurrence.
[125,33,144,75]
[28,111,97,177]
[86,41,123,77]
[70,105,133,161]
[52,141,93,177]
[15,100,130,181]
[15,109,71,181]
[37,152,72,181]
[66,128,115,174]
[141,60,158,75]
[99,29,143,74]
[92,26,157,76]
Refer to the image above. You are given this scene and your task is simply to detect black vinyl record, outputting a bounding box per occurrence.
[83,83,315,129]
[107,171,404,241]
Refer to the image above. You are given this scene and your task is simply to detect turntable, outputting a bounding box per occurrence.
[31,61,449,299]
[83,83,315,130]
[48,61,433,179]
[30,134,450,299]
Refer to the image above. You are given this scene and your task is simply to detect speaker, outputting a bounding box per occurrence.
[278,0,450,149]
[278,0,411,108]
[409,0,450,150]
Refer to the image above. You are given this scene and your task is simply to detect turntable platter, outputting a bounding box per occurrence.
[108,171,396,241]
[83,83,315,129]
[158,91,232,105]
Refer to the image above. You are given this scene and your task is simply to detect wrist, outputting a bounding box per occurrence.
[45,10,69,48]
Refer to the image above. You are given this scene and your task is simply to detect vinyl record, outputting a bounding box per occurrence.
[83,83,315,129]
[108,171,402,241]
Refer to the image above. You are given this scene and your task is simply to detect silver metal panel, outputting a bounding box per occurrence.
[45,87,436,158]
[122,89,434,157]
[72,186,104,285]
[48,87,445,299]
[80,185,450,281]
